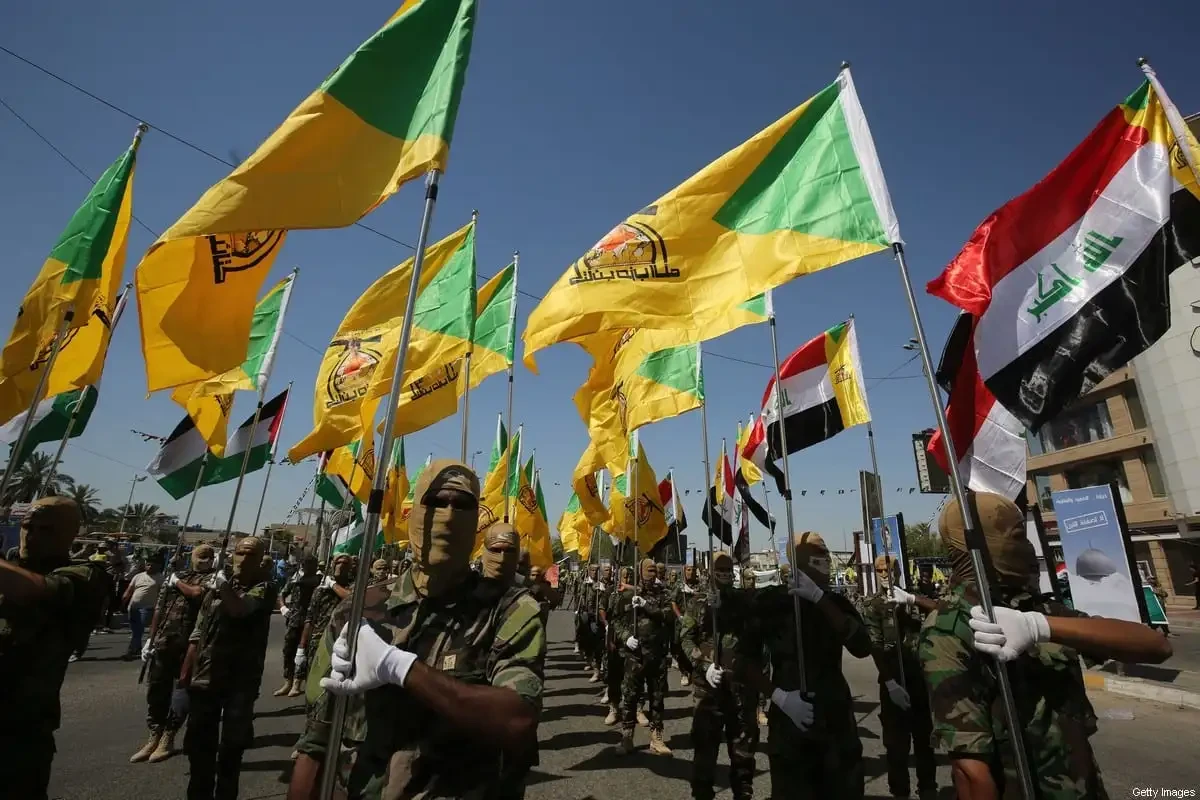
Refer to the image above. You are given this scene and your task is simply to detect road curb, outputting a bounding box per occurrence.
[1085,671,1200,710]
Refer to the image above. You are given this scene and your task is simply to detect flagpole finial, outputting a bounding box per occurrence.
[471,209,479,223]
[1137,56,1148,67]
[132,122,150,149]
[840,61,851,71]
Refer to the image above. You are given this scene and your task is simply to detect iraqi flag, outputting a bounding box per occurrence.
[926,313,1027,500]
[701,450,737,545]
[743,319,871,493]
[658,471,687,540]
[927,76,1200,431]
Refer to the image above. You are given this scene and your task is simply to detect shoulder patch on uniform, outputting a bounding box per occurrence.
[496,592,542,643]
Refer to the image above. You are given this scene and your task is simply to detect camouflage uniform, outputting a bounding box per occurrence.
[145,568,208,736]
[612,578,672,736]
[920,583,1109,799]
[861,589,936,797]
[300,569,546,799]
[304,584,345,670]
[755,584,872,799]
[670,577,698,676]
[185,577,276,800]
[280,569,321,681]
[0,556,109,799]
[679,584,759,800]
[603,575,625,710]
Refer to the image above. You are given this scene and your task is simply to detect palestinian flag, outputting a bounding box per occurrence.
[926,312,1027,500]
[701,448,737,545]
[203,389,290,486]
[1,386,99,470]
[148,413,211,500]
[927,77,1200,430]
[744,319,870,492]
[316,450,364,523]
[331,520,384,558]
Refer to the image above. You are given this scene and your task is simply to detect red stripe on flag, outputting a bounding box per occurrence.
[721,453,736,501]
[928,107,1149,317]
[744,416,767,467]
[266,389,290,445]
[759,329,829,408]
[658,477,672,505]
[927,320,996,474]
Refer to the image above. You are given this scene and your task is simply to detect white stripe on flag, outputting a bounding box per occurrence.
[762,363,833,426]
[837,68,903,246]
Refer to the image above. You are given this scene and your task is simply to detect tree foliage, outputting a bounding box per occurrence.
[904,521,946,558]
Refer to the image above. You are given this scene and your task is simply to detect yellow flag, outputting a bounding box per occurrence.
[557,492,592,555]
[607,440,668,554]
[469,262,517,388]
[474,419,521,554]
[381,438,410,545]
[571,442,609,527]
[523,71,899,368]
[169,386,234,458]
[287,222,473,462]
[736,418,762,486]
[136,1,476,392]
[0,137,138,425]
[513,457,553,569]
[325,439,376,504]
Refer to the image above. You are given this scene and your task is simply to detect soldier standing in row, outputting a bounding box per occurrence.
[680,552,759,800]
[589,564,613,685]
[861,555,938,800]
[177,536,276,800]
[923,493,1172,798]
[614,558,673,756]
[0,497,109,799]
[275,554,320,698]
[292,553,355,720]
[602,566,631,724]
[670,564,699,687]
[527,564,559,627]
[480,522,521,585]
[576,563,599,668]
[131,543,215,764]
[298,459,547,798]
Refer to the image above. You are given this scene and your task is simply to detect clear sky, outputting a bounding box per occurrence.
[2,0,1197,555]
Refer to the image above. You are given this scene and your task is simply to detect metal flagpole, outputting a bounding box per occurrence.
[316,497,329,564]
[218,394,265,566]
[250,381,293,536]
[865,419,905,689]
[0,309,74,505]
[765,290,807,691]
[501,252,520,517]
[630,433,640,627]
[697,346,719,653]
[892,241,1034,798]
[670,469,683,565]
[180,452,209,532]
[459,210,480,462]
[504,424,523,523]
[320,170,442,800]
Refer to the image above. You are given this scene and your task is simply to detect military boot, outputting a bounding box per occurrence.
[637,707,650,727]
[589,669,601,683]
[617,729,635,755]
[680,673,691,687]
[648,728,673,756]
[272,680,292,697]
[287,678,304,697]
[130,731,161,763]
[604,705,619,725]
[757,707,768,726]
[148,730,176,763]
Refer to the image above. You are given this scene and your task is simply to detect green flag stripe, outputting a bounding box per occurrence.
[413,223,476,339]
[565,492,581,513]
[50,147,135,283]
[635,343,701,396]
[239,275,291,385]
[473,263,515,358]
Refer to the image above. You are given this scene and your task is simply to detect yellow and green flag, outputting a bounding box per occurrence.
[513,455,554,570]
[323,438,376,505]
[137,0,477,393]
[476,417,521,551]
[469,262,517,388]
[0,134,139,425]
[523,69,900,367]
[381,438,411,545]
[607,436,668,554]
[557,492,591,555]
[570,441,609,527]
[287,221,473,462]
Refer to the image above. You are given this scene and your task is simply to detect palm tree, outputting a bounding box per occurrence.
[128,502,162,535]
[1,451,74,504]
[66,483,102,522]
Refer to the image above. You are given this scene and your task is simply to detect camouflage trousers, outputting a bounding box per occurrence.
[671,618,693,675]
[146,645,187,734]
[691,682,759,800]
[878,675,935,797]
[621,650,668,732]
[282,622,306,681]
[765,702,862,800]
[0,728,55,800]
[606,644,625,703]
[185,687,257,800]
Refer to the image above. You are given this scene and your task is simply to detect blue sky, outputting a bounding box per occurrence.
[2,0,1196,554]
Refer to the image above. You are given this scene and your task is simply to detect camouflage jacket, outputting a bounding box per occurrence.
[188,579,276,692]
[150,568,209,654]
[610,583,672,658]
[860,589,923,683]
[304,585,345,657]
[920,583,1106,799]
[307,571,546,797]
[281,572,321,630]
[671,581,700,616]
[679,586,761,691]
[0,558,110,732]
[528,580,559,625]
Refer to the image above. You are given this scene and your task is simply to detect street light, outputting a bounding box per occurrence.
[902,338,919,351]
[470,449,484,471]
[118,474,148,535]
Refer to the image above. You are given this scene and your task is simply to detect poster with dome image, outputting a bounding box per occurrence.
[1050,485,1144,623]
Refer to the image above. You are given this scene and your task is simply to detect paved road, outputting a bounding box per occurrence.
[51,611,1200,799]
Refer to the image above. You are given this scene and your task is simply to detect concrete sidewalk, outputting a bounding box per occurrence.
[1084,622,1200,709]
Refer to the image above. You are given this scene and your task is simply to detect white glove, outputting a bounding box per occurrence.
[596,582,606,592]
[705,662,724,687]
[294,649,307,669]
[279,605,290,618]
[141,639,153,662]
[771,688,815,732]
[890,586,916,606]
[884,679,911,710]
[625,635,639,652]
[589,622,599,634]
[321,575,337,590]
[788,570,824,604]
[320,622,417,695]
[968,605,1050,661]
[208,571,229,591]
[165,572,180,589]
[630,595,647,609]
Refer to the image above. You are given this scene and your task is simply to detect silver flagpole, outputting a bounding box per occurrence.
[697,346,719,651]
[630,433,639,627]
[250,380,293,536]
[670,469,683,564]
[217,394,266,567]
[320,170,442,800]
[892,241,1034,798]
[459,210,479,462]
[865,418,905,689]
[0,309,74,505]
[180,452,209,532]
[501,252,520,517]
[299,461,320,557]
[504,424,523,523]
[765,290,807,691]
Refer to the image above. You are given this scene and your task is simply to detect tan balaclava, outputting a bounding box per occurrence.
[683,565,696,584]
[601,564,613,586]
[371,559,389,581]
[655,562,667,582]
[517,551,533,578]
[874,555,898,588]
[712,552,734,588]
[529,565,544,584]
[19,496,82,566]
[191,544,216,573]
[331,554,356,585]
[481,522,520,582]
[779,563,793,585]
[408,459,481,598]
[938,493,1038,592]
[619,566,633,586]
[794,532,831,588]
[230,537,268,584]
[638,557,657,589]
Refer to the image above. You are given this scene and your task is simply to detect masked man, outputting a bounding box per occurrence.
[303,460,547,798]
[131,543,215,764]
[602,566,633,724]
[276,555,321,698]
[670,565,700,686]
[527,565,560,627]
[574,564,599,660]
[0,497,108,799]
[613,558,673,756]
[481,523,520,586]
[861,555,937,800]
[747,531,872,799]
[178,536,277,800]
[923,493,1171,799]
[680,552,759,800]
[370,559,389,582]
[590,564,614,684]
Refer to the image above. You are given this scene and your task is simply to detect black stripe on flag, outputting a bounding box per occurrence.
[734,471,774,531]
[701,486,734,545]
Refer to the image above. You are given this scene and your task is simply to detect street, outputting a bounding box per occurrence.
[51,611,1200,799]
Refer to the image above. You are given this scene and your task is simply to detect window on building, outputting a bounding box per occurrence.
[1034,474,1054,511]
[1126,388,1148,430]
[1064,459,1133,504]
[1144,447,1167,497]
[1030,399,1115,453]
